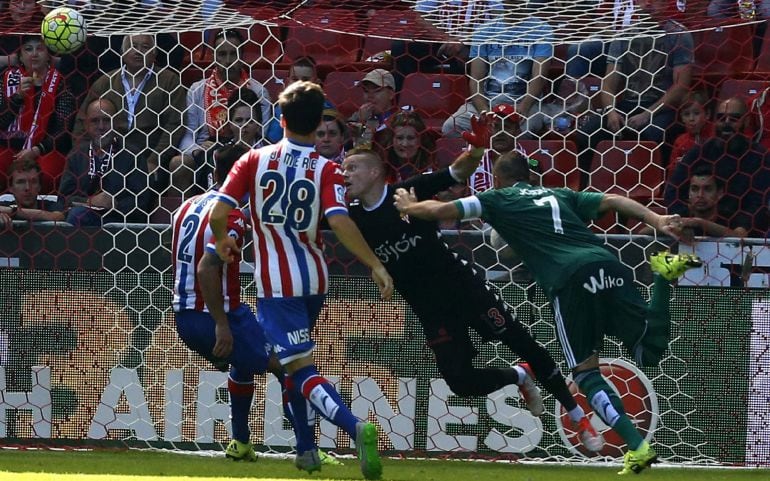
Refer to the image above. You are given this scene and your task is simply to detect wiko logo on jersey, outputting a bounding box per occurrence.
[287,328,311,345]
[554,358,659,458]
[582,268,624,293]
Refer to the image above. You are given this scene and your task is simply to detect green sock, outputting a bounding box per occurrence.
[637,274,673,365]
[646,274,671,322]
[575,369,644,450]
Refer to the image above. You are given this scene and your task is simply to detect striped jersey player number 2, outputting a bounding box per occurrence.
[177,216,201,263]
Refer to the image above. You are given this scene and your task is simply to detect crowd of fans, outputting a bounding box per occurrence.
[0,0,769,238]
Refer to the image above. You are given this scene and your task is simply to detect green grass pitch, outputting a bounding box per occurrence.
[0,449,768,481]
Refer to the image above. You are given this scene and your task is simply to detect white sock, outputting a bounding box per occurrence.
[514,365,528,385]
[568,405,586,423]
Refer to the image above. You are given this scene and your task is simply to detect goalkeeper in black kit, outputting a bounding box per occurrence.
[342,113,603,452]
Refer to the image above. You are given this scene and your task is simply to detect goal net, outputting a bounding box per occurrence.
[0,0,768,469]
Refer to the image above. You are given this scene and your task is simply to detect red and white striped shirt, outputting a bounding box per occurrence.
[217,138,348,298]
[171,190,247,312]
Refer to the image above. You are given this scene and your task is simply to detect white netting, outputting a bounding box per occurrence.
[0,0,767,470]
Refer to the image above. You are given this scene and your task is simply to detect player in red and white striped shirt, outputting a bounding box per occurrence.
[209,81,393,478]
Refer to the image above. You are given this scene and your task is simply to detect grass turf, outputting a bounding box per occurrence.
[0,449,768,481]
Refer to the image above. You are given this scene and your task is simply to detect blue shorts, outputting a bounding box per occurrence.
[176,303,270,375]
[257,295,325,365]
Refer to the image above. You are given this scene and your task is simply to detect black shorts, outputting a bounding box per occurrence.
[407,269,523,369]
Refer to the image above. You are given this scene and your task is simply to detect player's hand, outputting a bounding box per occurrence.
[372,264,393,301]
[656,214,687,242]
[462,112,494,149]
[392,187,417,214]
[215,236,240,264]
[212,320,233,359]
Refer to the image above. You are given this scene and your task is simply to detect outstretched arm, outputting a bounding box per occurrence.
[598,194,684,240]
[393,187,462,221]
[450,112,494,180]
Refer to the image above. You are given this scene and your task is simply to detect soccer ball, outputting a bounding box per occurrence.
[41,7,87,55]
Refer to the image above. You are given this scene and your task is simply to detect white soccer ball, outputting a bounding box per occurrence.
[41,7,87,55]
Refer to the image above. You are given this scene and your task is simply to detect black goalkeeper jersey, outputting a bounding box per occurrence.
[348,169,486,314]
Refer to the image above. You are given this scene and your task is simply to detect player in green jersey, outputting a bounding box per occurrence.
[393,150,702,475]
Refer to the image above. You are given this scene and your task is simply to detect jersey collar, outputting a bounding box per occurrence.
[363,184,389,212]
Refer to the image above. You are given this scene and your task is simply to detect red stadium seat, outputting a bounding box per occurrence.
[692,23,755,79]
[150,196,183,225]
[435,137,467,169]
[517,140,581,190]
[755,24,770,74]
[399,73,468,131]
[284,9,362,66]
[718,79,770,102]
[252,69,289,102]
[588,141,664,204]
[324,71,367,119]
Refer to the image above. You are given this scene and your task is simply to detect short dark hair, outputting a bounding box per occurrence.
[493,151,531,184]
[279,81,325,136]
[213,29,245,47]
[7,158,40,178]
[292,56,317,70]
[227,88,262,123]
[690,163,724,189]
[214,143,249,186]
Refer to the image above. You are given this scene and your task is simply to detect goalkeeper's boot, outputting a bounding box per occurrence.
[225,439,257,462]
[319,449,343,466]
[617,441,658,475]
[295,449,322,473]
[576,416,605,452]
[518,363,545,417]
[650,251,702,281]
[355,421,383,480]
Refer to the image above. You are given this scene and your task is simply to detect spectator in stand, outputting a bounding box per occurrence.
[266,56,332,143]
[441,4,554,139]
[73,33,185,189]
[0,35,76,194]
[169,29,271,196]
[669,91,713,178]
[5,0,42,31]
[314,108,347,164]
[0,158,64,228]
[59,98,153,227]
[195,88,265,191]
[575,0,693,187]
[680,166,748,238]
[348,69,400,146]
[664,97,770,237]
[373,110,436,182]
[390,0,504,91]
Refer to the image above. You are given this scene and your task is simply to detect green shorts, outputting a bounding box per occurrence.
[551,260,648,368]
